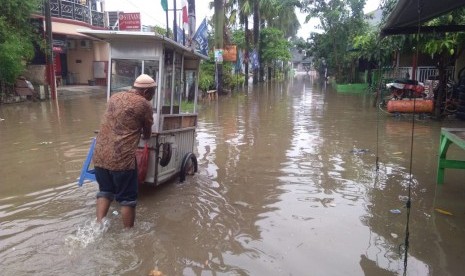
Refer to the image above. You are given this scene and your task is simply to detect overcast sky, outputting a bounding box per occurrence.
[104,0,382,38]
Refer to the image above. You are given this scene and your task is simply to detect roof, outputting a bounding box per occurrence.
[381,0,465,36]
[77,30,208,60]
[291,48,305,62]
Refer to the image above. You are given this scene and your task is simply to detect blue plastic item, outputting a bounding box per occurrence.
[78,138,97,186]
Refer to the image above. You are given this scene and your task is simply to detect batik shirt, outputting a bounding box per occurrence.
[93,91,153,171]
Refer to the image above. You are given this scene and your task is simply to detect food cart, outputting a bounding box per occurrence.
[78,30,207,186]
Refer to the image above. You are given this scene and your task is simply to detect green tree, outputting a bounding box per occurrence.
[258,0,300,81]
[259,28,292,79]
[238,0,252,83]
[0,0,39,96]
[209,0,299,86]
[152,25,173,37]
[421,9,465,118]
[301,0,367,83]
[260,0,301,38]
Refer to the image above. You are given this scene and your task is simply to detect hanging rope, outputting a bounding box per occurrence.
[375,46,382,172]
[402,1,423,275]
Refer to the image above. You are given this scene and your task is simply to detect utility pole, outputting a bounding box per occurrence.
[187,0,196,45]
[173,0,178,42]
[44,0,56,100]
[166,11,169,37]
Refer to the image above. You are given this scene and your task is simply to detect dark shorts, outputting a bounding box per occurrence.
[95,167,138,207]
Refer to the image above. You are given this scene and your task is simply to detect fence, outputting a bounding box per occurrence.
[390,66,454,83]
[373,66,455,84]
[39,0,105,28]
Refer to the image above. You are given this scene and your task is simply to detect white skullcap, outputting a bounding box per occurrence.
[134,74,157,88]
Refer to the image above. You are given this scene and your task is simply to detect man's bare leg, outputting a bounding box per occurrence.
[121,206,135,228]
[96,197,112,222]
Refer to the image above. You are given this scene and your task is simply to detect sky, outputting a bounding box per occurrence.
[105,0,382,38]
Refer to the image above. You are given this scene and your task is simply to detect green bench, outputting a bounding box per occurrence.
[437,128,465,185]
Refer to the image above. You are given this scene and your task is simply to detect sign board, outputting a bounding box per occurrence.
[214,49,223,64]
[119,12,141,31]
[223,45,237,62]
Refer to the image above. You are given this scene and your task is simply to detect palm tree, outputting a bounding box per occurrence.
[256,0,300,38]
[257,0,300,81]
[269,0,301,38]
[238,0,252,85]
[210,0,300,86]
[214,0,225,94]
[253,0,260,84]
[223,0,252,85]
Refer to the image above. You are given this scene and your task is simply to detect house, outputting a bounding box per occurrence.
[381,0,465,83]
[291,48,313,74]
[28,0,109,87]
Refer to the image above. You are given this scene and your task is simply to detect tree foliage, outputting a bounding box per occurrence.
[352,0,424,69]
[260,0,301,38]
[152,25,173,37]
[260,28,291,64]
[0,0,39,85]
[301,0,367,82]
[259,27,292,79]
[422,9,465,59]
[199,52,241,92]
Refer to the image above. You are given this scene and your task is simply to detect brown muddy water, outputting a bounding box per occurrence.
[1,76,465,276]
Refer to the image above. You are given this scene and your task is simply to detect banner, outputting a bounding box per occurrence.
[192,18,209,56]
[252,49,259,69]
[235,49,243,73]
[176,26,184,44]
[223,45,237,62]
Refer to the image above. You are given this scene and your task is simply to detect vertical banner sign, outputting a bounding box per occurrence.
[214,49,223,64]
[235,49,243,73]
[252,49,259,69]
[192,18,209,56]
[118,13,141,31]
[176,26,184,44]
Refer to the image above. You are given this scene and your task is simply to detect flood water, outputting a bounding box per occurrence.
[1,76,465,275]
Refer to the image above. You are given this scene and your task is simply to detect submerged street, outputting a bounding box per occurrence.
[1,76,464,275]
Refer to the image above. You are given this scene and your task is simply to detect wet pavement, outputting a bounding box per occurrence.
[1,76,465,275]
[56,85,107,97]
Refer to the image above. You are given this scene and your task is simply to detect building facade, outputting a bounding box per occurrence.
[29,0,109,87]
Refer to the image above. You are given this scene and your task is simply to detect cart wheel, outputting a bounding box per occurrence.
[159,143,172,167]
[180,152,198,182]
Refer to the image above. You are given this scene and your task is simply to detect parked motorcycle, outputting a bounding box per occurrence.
[386,79,426,99]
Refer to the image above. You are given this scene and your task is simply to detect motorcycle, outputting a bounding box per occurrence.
[386,79,426,99]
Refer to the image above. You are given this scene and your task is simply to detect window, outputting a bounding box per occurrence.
[110,59,160,110]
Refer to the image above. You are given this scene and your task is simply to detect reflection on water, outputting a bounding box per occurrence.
[1,78,465,275]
